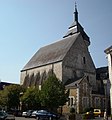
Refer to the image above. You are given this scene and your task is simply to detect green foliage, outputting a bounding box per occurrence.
[21,87,41,110]
[70,107,75,113]
[0,90,7,107]
[0,74,69,111]
[69,114,76,120]
[40,74,69,110]
[0,84,23,110]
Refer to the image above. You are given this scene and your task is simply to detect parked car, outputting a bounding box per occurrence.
[36,110,60,120]
[22,111,27,117]
[0,111,7,120]
[31,110,38,118]
[93,109,104,117]
[0,111,15,120]
[26,110,34,118]
[22,110,33,117]
[85,109,104,118]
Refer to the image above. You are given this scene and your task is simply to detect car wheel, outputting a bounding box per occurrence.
[49,117,52,120]
[36,116,39,120]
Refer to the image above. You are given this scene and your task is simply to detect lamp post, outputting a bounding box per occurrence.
[19,92,23,111]
[103,79,108,120]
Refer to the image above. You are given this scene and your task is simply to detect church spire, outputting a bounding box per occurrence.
[63,1,90,46]
[74,2,78,22]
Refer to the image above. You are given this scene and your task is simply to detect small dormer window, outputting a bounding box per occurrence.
[83,57,86,64]
[87,76,89,81]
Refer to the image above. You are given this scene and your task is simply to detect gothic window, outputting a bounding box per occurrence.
[67,96,75,107]
[95,97,100,108]
[40,71,47,84]
[82,97,89,109]
[29,73,34,86]
[23,74,30,87]
[83,57,86,64]
[34,72,40,86]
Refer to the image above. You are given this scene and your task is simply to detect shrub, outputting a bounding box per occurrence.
[69,113,75,120]
[70,107,75,113]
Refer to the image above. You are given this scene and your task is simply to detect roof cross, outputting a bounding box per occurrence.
[74,1,78,22]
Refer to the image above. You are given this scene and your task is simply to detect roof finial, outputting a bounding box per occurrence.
[74,1,78,22]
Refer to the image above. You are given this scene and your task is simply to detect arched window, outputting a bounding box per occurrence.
[82,97,89,109]
[29,73,34,87]
[83,57,86,64]
[34,72,40,86]
[95,97,100,108]
[67,96,75,107]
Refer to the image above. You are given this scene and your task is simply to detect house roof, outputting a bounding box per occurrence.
[65,76,92,89]
[96,66,108,80]
[22,33,80,71]
[65,79,82,89]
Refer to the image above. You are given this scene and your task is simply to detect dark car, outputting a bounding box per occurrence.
[0,111,7,120]
[0,111,15,120]
[36,110,60,120]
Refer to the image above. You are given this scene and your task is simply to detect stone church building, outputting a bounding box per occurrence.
[20,6,109,113]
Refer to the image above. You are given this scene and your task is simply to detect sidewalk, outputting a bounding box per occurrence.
[81,117,111,120]
[59,114,112,120]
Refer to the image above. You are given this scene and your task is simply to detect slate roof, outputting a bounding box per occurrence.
[65,78,82,89]
[63,21,90,45]
[22,33,80,71]
[96,66,108,80]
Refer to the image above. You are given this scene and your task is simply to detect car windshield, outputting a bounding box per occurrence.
[0,111,6,116]
[0,112,4,116]
[38,110,48,113]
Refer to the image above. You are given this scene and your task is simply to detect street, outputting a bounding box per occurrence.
[15,117,35,120]
[15,116,111,120]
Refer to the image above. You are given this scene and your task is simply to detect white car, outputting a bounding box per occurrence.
[31,110,38,118]
[22,111,27,117]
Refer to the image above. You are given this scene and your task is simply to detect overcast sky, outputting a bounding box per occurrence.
[0,0,112,84]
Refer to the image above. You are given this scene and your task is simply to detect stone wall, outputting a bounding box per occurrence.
[20,61,62,86]
[62,34,96,89]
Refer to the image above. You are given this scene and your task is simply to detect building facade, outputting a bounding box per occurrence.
[105,46,112,114]
[20,6,108,113]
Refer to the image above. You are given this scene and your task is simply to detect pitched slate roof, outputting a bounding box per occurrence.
[65,78,82,89]
[65,76,92,89]
[63,21,90,45]
[22,33,80,71]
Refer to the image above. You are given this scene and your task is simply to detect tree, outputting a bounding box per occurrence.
[21,87,41,110]
[40,74,69,111]
[0,90,7,108]
[0,84,24,110]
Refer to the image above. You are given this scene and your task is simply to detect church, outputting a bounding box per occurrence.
[20,5,109,113]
